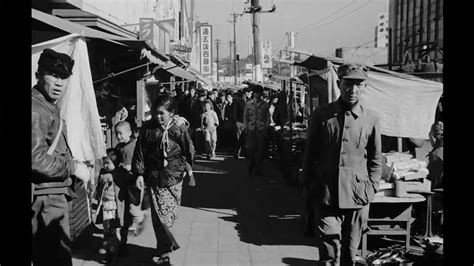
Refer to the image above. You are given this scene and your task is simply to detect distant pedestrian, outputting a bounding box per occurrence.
[181,86,196,122]
[268,95,281,159]
[234,91,246,158]
[132,94,195,265]
[209,88,220,119]
[223,92,238,152]
[32,48,91,266]
[243,86,253,104]
[301,64,382,265]
[216,91,228,149]
[201,99,220,159]
[244,85,270,176]
[190,90,208,154]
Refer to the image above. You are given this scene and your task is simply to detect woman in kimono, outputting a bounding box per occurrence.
[132,93,195,265]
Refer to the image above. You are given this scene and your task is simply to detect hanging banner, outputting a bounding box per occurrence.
[200,25,212,75]
[261,41,272,69]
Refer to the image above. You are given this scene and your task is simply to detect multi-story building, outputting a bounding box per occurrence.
[388,0,443,79]
[335,12,388,66]
[335,46,388,66]
[375,13,389,48]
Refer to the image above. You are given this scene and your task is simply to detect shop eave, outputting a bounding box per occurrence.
[52,9,139,40]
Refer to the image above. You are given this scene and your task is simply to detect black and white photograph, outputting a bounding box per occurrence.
[30,0,445,265]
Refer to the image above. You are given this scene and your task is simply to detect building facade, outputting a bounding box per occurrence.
[335,47,388,66]
[375,13,389,48]
[388,0,443,74]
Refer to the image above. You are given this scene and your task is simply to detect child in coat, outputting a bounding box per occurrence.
[201,100,219,159]
[114,121,144,252]
[94,149,121,261]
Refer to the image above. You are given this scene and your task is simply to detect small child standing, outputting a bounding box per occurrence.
[94,149,121,261]
[201,100,219,159]
[114,121,144,252]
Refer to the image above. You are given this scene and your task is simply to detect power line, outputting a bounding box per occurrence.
[298,0,374,34]
[271,34,287,56]
[351,13,443,49]
[294,0,357,33]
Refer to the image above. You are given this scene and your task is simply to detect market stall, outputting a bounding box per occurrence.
[253,76,308,184]
[32,9,170,241]
[292,55,444,259]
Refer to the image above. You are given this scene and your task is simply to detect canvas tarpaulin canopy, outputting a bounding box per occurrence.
[295,56,443,139]
[32,33,106,163]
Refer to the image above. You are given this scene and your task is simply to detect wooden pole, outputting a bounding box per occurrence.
[388,27,393,70]
[307,70,313,114]
[252,0,261,81]
[289,80,293,143]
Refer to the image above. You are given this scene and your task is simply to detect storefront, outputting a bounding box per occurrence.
[32,8,185,241]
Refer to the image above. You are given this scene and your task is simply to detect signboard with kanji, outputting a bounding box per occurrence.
[200,25,212,75]
[261,41,272,69]
[172,44,192,53]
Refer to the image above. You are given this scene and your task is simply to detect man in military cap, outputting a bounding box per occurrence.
[243,84,270,176]
[32,48,91,266]
[301,64,382,265]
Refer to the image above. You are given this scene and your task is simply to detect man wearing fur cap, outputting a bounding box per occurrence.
[32,48,91,266]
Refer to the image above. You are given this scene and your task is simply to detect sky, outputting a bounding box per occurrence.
[193,0,388,59]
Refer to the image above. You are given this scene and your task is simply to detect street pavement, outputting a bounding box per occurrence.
[71,151,319,265]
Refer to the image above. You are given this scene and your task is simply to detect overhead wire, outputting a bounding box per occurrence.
[294,0,357,33]
[298,0,375,34]
[271,34,287,56]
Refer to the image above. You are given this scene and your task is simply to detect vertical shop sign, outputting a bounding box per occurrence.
[200,25,212,74]
[261,41,272,68]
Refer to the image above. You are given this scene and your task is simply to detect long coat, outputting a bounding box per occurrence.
[301,99,383,209]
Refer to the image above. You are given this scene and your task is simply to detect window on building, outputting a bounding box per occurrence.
[380,28,384,32]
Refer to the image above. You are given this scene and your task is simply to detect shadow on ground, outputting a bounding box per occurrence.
[282,257,318,266]
[181,149,316,248]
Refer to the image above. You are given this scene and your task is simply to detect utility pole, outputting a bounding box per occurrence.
[287,31,296,77]
[215,39,221,82]
[229,40,233,82]
[243,0,276,82]
[251,0,261,81]
[228,12,239,84]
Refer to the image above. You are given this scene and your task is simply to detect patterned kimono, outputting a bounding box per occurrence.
[132,116,194,255]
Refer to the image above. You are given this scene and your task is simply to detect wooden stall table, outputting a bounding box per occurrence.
[361,194,425,257]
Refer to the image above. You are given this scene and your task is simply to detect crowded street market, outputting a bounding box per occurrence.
[30,0,445,265]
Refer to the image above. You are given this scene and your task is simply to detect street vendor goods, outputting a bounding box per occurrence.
[381,152,431,197]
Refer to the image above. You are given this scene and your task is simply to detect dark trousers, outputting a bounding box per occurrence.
[32,194,72,266]
[246,130,266,171]
[234,122,245,156]
[314,204,369,265]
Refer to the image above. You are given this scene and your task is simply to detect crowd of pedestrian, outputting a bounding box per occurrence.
[31,48,283,266]
[31,48,443,266]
